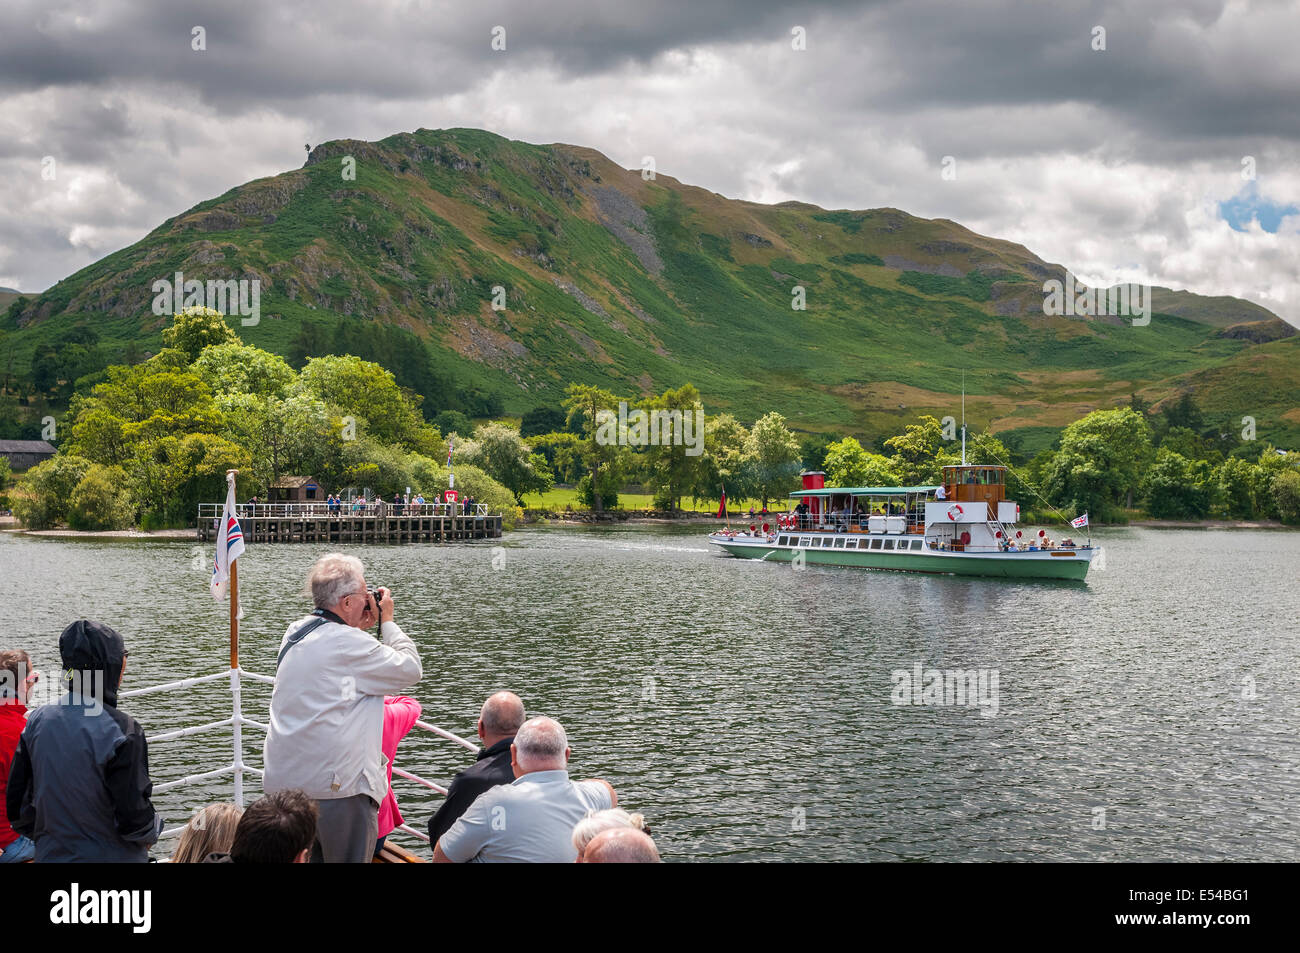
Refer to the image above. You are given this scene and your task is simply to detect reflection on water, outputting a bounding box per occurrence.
[2,524,1298,861]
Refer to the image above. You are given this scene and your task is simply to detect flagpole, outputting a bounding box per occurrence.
[226,469,243,808]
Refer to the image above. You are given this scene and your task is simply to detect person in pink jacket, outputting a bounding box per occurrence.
[375,695,422,856]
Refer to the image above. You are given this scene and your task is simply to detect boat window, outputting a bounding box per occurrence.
[882,539,895,550]
[834,537,846,548]
[869,538,882,550]
[911,539,922,550]
[777,536,789,546]
[799,537,811,548]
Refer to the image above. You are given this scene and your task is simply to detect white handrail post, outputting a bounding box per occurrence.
[231,666,244,808]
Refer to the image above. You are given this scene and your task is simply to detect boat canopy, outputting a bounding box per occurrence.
[788,486,937,497]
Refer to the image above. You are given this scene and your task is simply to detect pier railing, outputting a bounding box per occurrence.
[121,665,476,856]
[197,501,490,520]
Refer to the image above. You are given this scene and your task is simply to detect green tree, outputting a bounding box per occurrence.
[823,437,900,487]
[298,354,439,453]
[1215,456,1263,519]
[798,432,833,474]
[467,422,554,505]
[161,306,239,362]
[745,412,801,508]
[641,384,705,512]
[564,383,622,513]
[434,410,474,439]
[193,342,295,398]
[1272,469,1300,524]
[1142,449,1214,519]
[520,406,567,439]
[217,391,333,491]
[693,413,752,504]
[68,464,135,530]
[884,415,947,484]
[1041,408,1153,517]
[529,431,585,483]
[11,455,91,528]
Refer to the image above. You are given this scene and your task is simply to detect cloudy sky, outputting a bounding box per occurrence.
[2,0,1298,323]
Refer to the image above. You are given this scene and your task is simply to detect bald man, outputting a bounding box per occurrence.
[582,827,661,864]
[427,692,525,846]
[434,716,616,863]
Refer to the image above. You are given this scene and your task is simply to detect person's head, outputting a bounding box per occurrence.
[510,716,570,777]
[0,648,38,706]
[478,691,525,746]
[306,553,370,627]
[581,827,661,863]
[229,790,318,863]
[572,808,649,861]
[171,803,243,863]
[58,620,127,704]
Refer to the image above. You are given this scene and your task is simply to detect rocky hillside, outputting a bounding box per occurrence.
[5,127,1298,447]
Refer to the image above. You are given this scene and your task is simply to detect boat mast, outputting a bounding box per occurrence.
[961,370,967,466]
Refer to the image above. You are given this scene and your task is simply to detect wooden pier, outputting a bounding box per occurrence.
[197,503,502,544]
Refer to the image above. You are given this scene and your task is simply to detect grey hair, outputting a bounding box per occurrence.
[307,553,365,610]
[480,691,525,737]
[584,828,661,863]
[572,808,646,853]
[513,716,567,769]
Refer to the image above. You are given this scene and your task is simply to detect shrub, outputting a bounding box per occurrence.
[68,465,135,530]
[11,455,91,528]
[1272,470,1300,524]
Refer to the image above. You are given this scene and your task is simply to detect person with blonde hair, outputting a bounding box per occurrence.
[171,802,242,863]
[571,808,649,862]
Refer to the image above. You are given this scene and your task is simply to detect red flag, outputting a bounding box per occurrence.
[716,488,727,519]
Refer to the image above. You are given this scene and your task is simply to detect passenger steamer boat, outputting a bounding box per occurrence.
[708,464,1100,581]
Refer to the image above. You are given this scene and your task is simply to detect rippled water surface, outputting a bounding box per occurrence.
[3,525,1298,861]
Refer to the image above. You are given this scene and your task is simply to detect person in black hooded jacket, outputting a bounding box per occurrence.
[5,620,162,862]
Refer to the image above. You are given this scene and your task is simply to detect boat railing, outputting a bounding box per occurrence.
[197,501,491,521]
[119,664,473,853]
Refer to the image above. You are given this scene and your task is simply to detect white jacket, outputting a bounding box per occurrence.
[262,615,422,802]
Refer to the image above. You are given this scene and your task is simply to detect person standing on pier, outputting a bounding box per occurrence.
[263,554,423,863]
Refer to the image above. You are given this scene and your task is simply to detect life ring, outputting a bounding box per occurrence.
[946,504,964,521]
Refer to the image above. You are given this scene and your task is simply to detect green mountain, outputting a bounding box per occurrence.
[5,127,1298,447]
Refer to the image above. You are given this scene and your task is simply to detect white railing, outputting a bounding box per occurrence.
[124,665,476,853]
[197,502,491,520]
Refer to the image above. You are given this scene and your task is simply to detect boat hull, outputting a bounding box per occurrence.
[708,536,1095,581]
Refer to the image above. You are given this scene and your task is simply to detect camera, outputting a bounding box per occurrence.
[366,586,384,622]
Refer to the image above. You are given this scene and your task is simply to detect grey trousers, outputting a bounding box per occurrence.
[310,794,378,863]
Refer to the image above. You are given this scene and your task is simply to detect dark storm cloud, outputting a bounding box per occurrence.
[0,0,1295,317]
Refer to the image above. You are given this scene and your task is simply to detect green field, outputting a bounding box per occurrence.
[521,486,774,515]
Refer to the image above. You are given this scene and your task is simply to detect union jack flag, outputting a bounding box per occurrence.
[1071,513,1089,529]
[211,475,245,603]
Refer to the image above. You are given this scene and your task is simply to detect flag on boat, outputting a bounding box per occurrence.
[211,473,245,608]
[716,486,727,519]
[1071,513,1089,529]
[446,436,454,467]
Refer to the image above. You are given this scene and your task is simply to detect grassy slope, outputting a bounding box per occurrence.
[5,127,1297,445]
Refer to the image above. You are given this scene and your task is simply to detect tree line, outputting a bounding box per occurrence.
[4,311,1297,529]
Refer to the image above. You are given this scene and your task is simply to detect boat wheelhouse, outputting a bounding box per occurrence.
[707,466,1099,581]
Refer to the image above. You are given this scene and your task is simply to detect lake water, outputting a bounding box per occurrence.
[2,524,1298,862]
